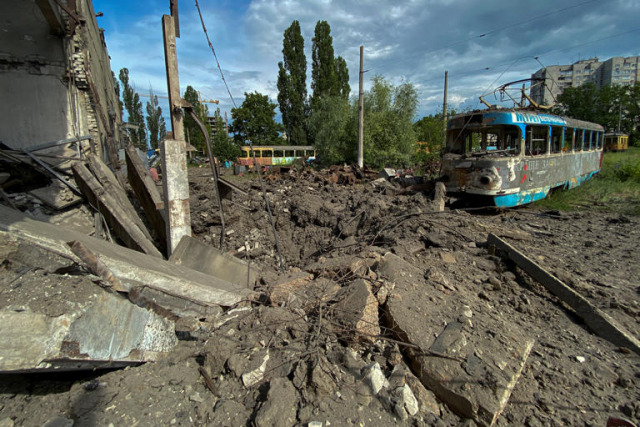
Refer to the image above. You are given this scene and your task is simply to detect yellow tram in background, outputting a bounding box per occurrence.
[604,133,629,152]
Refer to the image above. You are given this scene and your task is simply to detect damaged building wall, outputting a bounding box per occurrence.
[0,0,121,164]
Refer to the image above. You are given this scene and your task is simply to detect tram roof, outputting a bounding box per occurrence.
[448,108,604,131]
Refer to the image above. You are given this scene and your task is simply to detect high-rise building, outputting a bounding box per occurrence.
[530,56,640,106]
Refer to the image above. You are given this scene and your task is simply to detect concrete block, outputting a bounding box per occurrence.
[170,235,258,288]
[331,279,380,341]
[0,292,176,372]
[382,251,534,426]
[269,271,314,305]
[379,168,396,179]
[0,205,254,309]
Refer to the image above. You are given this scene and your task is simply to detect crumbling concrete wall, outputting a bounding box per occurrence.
[0,0,121,162]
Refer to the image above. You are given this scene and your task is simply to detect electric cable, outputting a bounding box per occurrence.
[194,0,286,272]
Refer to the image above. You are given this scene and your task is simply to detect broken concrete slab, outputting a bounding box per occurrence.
[125,144,166,251]
[331,279,380,342]
[169,235,257,289]
[269,271,314,305]
[381,251,534,426]
[72,162,162,258]
[28,181,81,210]
[86,153,154,242]
[380,168,396,179]
[0,291,176,372]
[307,253,380,281]
[254,377,298,427]
[0,205,254,310]
[488,233,640,355]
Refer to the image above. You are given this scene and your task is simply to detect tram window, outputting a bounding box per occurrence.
[263,150,273,157]
[584,131,592,150]
[285,150,294,157]
[563,128,574,151]
[575,130,583,151]
[503,126,521,153]
[468,132,483,152]
[595,132,601,149]
[550,126,562,153]
[525,125,548,156]
[274,150,284,157]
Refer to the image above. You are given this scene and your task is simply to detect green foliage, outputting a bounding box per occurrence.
[118,68,147,150]
[183,86,211,153]
[211,109,241,162]
[145,89,166,150]
[230,92,282,146]
[335,56,350,98]
[277,21,308,146]
[310,20,349,108]
[307,95,355,164]
[308,76,418,168]
[362,76,418,168]
[112,71,123,119]
[413,109,456,159]
[553,82,640,144]
[311,21,338,103]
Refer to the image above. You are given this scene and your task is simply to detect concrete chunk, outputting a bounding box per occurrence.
[331,279,380,341]
[0,292,176,372]
[382,251,534,426]
[170,235,258,288]
[0,205,254,309]
[269,271,314,305]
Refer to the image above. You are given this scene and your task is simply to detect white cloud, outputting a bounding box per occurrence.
[96,0,639,122]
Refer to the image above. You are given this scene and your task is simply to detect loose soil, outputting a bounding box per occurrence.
[0,165,638,426]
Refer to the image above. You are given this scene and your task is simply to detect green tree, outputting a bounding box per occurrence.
[183,86,211,153]
[311,20,339,105]
[112,71,123,118]
[308,95,355,164]
[118,68,147,149]
[211,109,241,161]
[335,56,350,98]
[309,76,418,167]
[230,92,282,146]
[145,88,166,150]
[277,20,308,145]
[413,108,456,157]
[362,76,418,167]
[554,82,640,145]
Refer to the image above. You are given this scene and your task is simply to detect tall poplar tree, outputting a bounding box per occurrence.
[145,87,166,150]
[118,68,147,150]
[277,20,307,145]
[311,20,338,106]
[183,85,210,153]
[335,56,350,98]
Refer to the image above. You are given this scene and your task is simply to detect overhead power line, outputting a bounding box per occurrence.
[366,0,612,74]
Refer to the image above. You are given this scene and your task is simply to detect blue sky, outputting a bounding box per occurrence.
[94,0,640,125]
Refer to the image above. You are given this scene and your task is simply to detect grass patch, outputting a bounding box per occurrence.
[535,147,640,216]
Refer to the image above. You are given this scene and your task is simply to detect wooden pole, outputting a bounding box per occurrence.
[357,45,364,168]
[161,12,191,256]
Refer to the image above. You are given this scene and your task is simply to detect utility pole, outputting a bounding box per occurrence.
[161,3,191,256]
[442,70,448,146]
[357,45,364,168]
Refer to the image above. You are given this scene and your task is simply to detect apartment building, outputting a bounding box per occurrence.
[531,56,640,106]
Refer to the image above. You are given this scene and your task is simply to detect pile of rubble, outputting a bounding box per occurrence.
[0,152,639,426]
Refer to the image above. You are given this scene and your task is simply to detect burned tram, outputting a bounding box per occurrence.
[440,109,604,207]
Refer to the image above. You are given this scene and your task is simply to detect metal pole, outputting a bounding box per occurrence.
[357,45,364,168]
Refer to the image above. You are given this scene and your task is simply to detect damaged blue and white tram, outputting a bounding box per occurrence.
[440,109,604,207]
